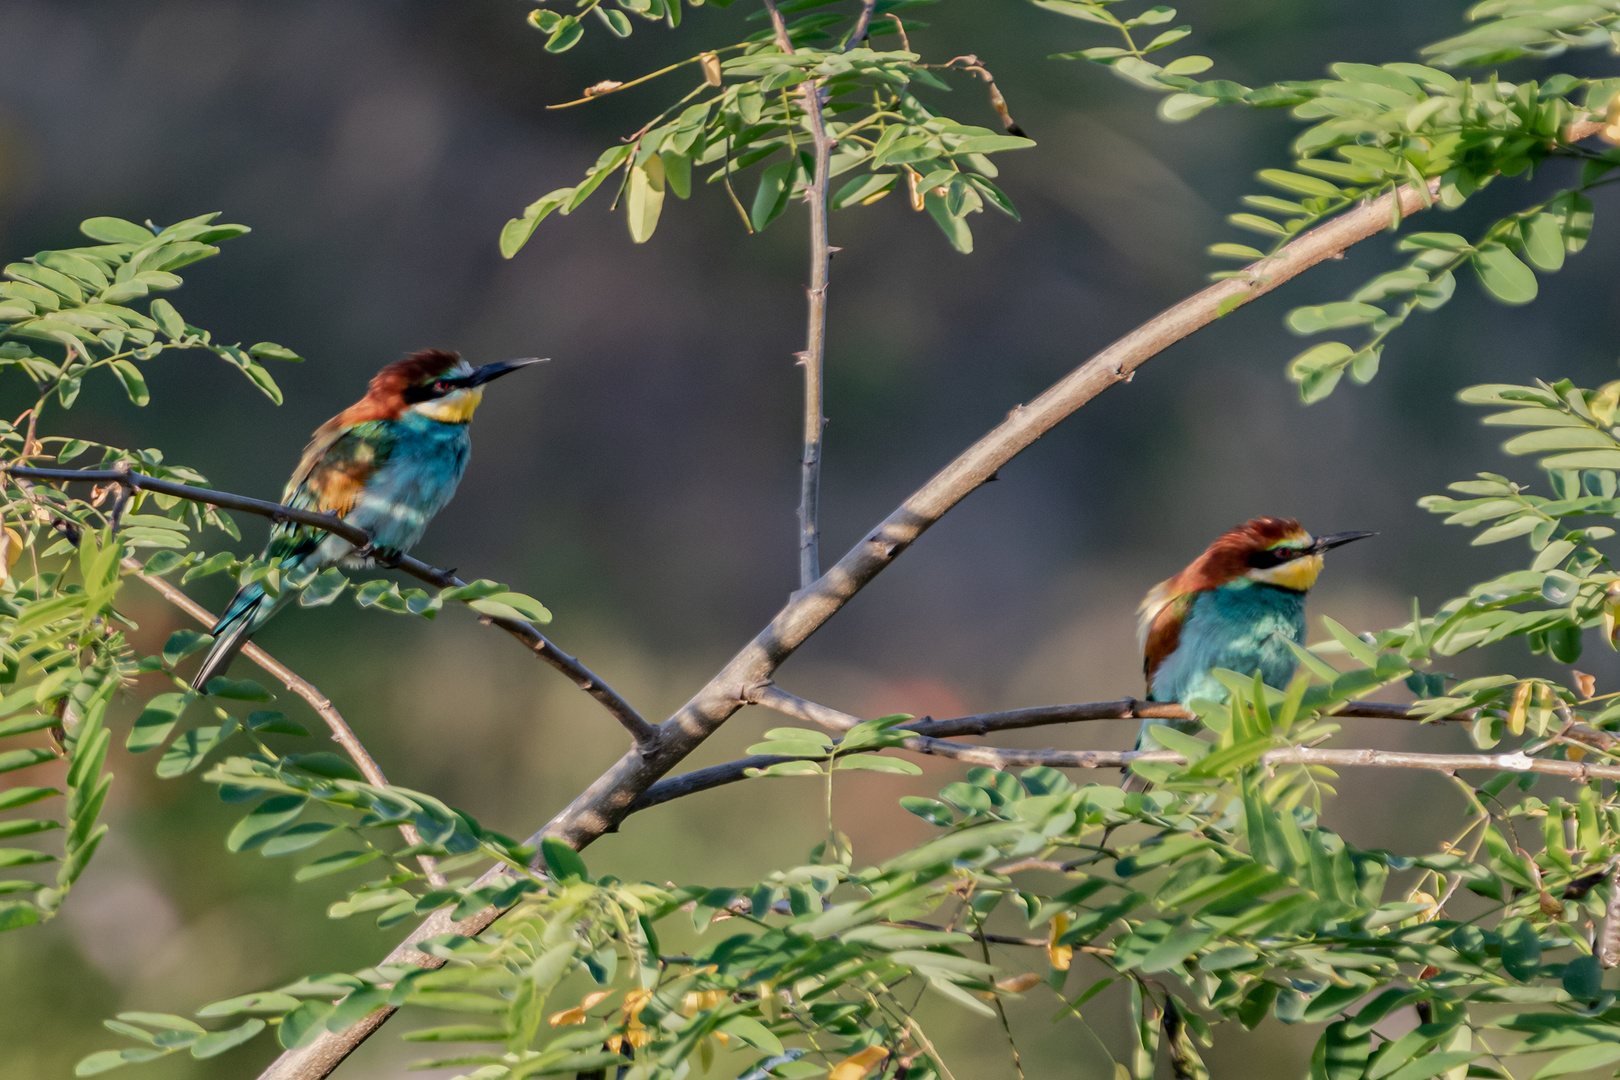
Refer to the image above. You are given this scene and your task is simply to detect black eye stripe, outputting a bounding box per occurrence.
[403,376,466,403]
[1248,546,1301,569]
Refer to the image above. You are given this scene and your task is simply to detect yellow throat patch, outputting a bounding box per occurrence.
[411,386,484,423]
[1251,551,1323,591]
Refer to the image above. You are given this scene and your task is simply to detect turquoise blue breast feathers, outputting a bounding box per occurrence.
[190,350,544,690]
[1134,517,1373,749]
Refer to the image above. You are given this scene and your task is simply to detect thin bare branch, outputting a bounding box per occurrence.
[628,687,1620,807]
[761,0,792,53]
[759,0,833,588]
[843,0,877,52]
[761,689,1615,749]
[637,732,1620,810]
[124,559,445,886]
[254,129,1606,1076]
[4,464,657,746]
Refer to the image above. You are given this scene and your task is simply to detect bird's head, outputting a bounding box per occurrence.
[366,349,546,424]
[1186,517,1374,594]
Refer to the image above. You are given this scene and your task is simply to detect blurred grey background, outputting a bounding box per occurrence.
[1,1,1617,1076]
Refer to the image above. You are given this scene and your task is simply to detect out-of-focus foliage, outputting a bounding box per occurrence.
[1039,0,1620,402]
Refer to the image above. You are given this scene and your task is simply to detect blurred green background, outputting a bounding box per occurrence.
[2,0,1617,1076]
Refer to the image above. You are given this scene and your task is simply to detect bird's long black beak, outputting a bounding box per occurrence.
[465,357,547,387]
[1311,530,1376,554]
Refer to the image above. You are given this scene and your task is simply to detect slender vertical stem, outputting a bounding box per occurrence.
[798,108,830,588]
[843,0,877,51]
[762,0,834,589]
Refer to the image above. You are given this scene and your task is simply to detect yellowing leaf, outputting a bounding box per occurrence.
[995,973,1044,994]
[829,1046,889,1080]
[1048,912,1073,971]
[682,990,725,1016]
[701,52,722,86]
[1507,680,1531,736]
[0,528,20,584]
[549,990,612,1026]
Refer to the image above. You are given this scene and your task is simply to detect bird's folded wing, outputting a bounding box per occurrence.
[1139,584,1191,687]
[266,421,393,560]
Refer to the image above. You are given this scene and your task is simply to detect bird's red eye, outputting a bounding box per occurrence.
[434,380,450,393]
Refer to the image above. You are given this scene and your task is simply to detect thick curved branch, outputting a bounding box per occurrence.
[124,559,445,886]
[4,464,656,746]
[253,130,1603,1077]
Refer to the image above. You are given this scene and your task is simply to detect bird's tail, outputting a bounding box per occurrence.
[1123,718,1166,794]
[191,584,275,691]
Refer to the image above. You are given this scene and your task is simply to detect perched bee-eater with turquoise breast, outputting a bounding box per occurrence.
[1135,517,1373,749]
[191,349,544,690]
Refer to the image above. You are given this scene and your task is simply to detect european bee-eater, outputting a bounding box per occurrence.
[1135,517,1373,748]
[191,349,543,690]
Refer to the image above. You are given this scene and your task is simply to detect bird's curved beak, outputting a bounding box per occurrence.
[1310,530,1376,554]
[466,357,548,386]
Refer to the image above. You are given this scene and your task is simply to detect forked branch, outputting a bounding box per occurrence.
[256,129,1603,1078]
[124,559,446,886]
[3,463,656,746]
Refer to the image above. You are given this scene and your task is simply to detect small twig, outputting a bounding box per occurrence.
[5,464,657,747]
[125,559,446,887]
[546,46,744,109]
[843,0,876,52]
[761,0,792,53]
[972,907,1026,1080]
[938,56,1024,137]
[885,13,910,52]
[722,133,756,233]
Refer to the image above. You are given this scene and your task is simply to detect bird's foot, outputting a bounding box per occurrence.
[353,542,403,567]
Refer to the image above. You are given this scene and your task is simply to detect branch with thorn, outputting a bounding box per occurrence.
[2,463,657,747]
[255,120,1608,1079]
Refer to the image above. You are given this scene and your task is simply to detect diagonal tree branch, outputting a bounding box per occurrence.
[3,464,657,746]
[124,558,446,886]
[252,128,1604,1076]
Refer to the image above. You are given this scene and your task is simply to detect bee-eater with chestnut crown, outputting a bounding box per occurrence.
[1135,517,1373,745]
[191,349,544,690]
